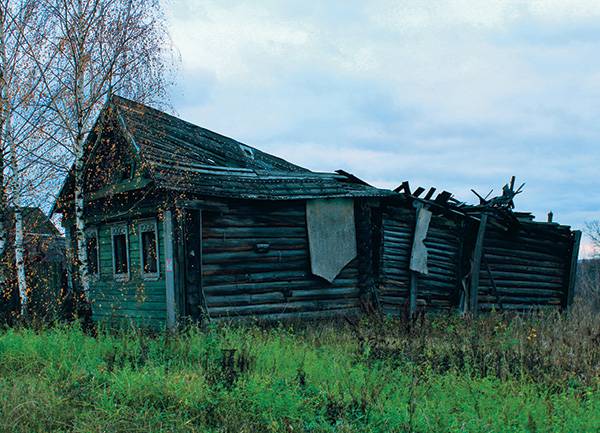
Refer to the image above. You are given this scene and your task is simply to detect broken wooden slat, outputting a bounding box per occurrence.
[424,187,436,201]
[412,187,425,198]
[469,213,488,314]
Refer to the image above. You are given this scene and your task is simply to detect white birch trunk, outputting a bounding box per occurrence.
[74,135,90,295]
[0,150,6,291]
[0,188,6,292]
[73,0,90,297]
[0,5,7,291]
[13,206,27,315]
[6,113,27,315]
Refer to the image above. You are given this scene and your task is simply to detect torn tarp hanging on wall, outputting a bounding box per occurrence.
[410,207,432,274]
[306,198,357,283]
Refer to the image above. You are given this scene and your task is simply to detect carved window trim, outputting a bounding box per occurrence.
[111,223,130,282]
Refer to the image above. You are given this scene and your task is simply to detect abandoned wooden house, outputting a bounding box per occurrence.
[53,96,393,328]
[53,96,581,329]
[376,181,581,316]
[0,207,66,321]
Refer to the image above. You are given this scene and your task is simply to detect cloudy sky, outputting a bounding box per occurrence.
[165,0,600,256]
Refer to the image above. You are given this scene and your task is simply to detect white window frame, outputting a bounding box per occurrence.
[111,223,130,282]
[138,219,160,281]
[85,227,100,280]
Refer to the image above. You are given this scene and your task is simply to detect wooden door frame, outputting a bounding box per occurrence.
[180,207,207,321]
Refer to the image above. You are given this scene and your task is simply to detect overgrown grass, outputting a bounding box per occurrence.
[0,306,599,432]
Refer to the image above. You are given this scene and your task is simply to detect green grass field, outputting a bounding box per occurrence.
[0,310,599,432]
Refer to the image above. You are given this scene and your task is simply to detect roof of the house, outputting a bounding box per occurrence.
[6,207,60,237]
[109,95,391,200]
[53,95,393,210]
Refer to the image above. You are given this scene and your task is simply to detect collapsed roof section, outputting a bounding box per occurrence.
[392,176,569,231]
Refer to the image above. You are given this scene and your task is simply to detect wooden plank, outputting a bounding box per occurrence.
[469,213,488,315]
[424,187,436,200]
[412,187,425,198]
[163,210,177,330]
[565,230,582,308]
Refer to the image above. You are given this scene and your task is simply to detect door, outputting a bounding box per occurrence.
[182,209,204,320]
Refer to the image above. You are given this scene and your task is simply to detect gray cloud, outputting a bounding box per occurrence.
[166,0,600,255]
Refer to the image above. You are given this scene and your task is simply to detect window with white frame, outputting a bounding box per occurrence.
[111,224,129,281]
[85,228,100,277]
[138,220,159,279]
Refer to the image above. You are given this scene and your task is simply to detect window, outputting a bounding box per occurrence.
[85,228,99,277]
[119,161,135,181]
[111,224,129,281]
[138,220,159,279]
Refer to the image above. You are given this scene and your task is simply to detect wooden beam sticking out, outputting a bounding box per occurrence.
[394,181,411,194]
[335,169,371,186]
[412,187,425,198]
[435,191,452,204]
[424,187,436,201]
[469,213,488,315]
[163,210,177,330]
[566,230,582,309]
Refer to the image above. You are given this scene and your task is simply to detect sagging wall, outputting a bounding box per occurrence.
[378,204,463,315]
[378,201,579,315]
[477,219,576,311]
[200,200,363,321]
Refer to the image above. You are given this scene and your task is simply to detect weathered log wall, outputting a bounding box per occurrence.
[378,200,579,315]
[378,206,413,315]
[477,220,574,311]
[416,214,463,311]
[378,204,463,314]
[201,200,361,321]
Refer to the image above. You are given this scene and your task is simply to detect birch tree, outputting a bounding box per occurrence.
[0,0,55,315]
[38,0,172,296]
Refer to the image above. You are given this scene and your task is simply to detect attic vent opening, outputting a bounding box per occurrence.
[239,144,254,159]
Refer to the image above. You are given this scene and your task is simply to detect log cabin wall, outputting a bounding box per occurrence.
[415,213,463,311]
[378,205,413,315]
[475,218,577,312]
[378,203,464,315]
[200,199,362,321]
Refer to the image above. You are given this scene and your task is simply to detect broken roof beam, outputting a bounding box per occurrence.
[424,187,436,201]
[394,181,411,195]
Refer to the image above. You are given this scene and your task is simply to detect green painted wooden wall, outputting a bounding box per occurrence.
[89,216,167,328]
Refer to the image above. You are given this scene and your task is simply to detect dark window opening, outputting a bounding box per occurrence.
[113,233,128,276]
[119,162,135,181]
[141,229,158,275]
[86,233,99,275]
